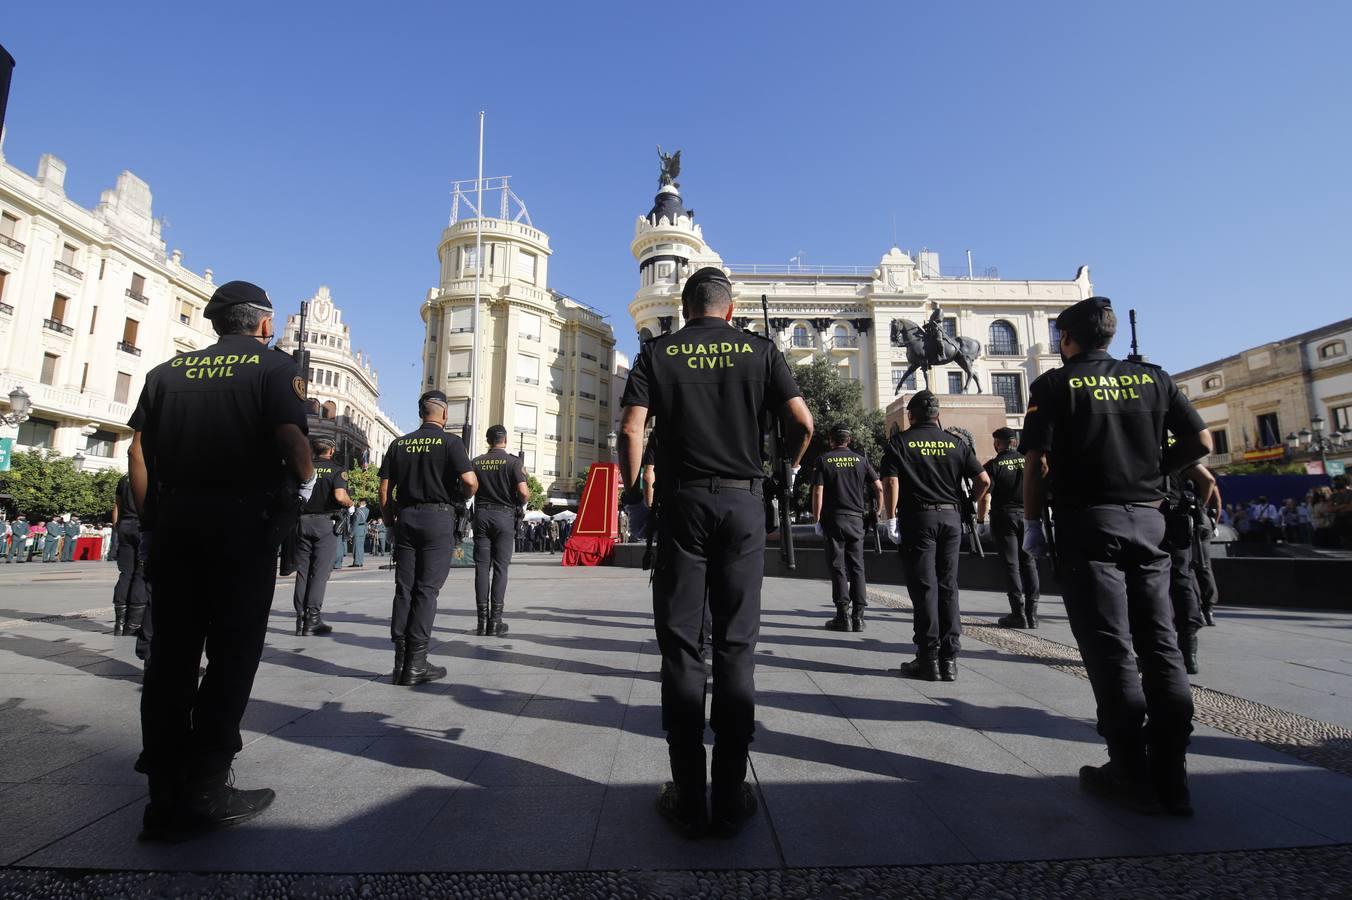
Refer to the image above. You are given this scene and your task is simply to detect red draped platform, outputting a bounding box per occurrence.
[562,462,621,566]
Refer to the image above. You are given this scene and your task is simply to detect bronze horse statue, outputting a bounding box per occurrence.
[890,318,983,394]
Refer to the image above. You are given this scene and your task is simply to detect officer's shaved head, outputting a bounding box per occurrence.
[681,267,733,318]
[418,389,449,424]
[311,437,337,457]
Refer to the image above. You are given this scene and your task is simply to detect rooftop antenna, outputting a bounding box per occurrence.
[892,215,898,248]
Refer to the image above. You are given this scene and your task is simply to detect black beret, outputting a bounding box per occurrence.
[311,436,337,451]
[486,424,508,444]
[1055,296,1113,331]
[906,390,941,418]
[830,422,852,440]
[204,280,273,320]
[681,266,732,306]
[993,427,1017,441]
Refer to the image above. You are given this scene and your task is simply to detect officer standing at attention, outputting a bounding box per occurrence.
[293,437,352,636]
[378,390,477,686]
[1162,452,1215,675]
[811,423,882,632]
[977,427,1040,629]
[111,475,148,636]
[471,425,529,637]
[881,390,989,682]
[5,514,28,564]
[618,266,813,839]
[350,499,370,567]
[1020,296,1211,816]
[127,280,315,841]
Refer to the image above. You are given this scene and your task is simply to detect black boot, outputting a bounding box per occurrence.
[997,597,1027,628]
[1025,597,1039,629]
[1149,747,1194,817]
[709,782,759,838]
[850,607,866,633]
[295,614,305,636]
[824,606,851,631]
[1080,743,1159,815]
[1202,607,1216,627]
[1182,631,1199,676]
[141,771,274,842]
[490,601,509,637]
[113,610,126,636]
[657,782,707,839]
[476,602,489,636]
[390,639,406,682]
[892,657,939,681]
[938,658,958,682]
[125,605,146,636]
[303,609,332,636]
[398,639,446,686]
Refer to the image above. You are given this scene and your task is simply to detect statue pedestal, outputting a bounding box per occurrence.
[886,393,1011,465]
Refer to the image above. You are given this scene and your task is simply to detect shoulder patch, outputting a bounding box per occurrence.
[293,376,307,401]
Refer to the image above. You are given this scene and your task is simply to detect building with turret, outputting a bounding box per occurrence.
[421,181,617,506]
[275,286,401,468]
[628,173,1093,429]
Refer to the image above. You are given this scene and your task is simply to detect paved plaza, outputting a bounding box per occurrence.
[1,555,1350,895]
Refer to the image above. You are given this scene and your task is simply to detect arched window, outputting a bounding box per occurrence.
[1203,375,1222,391]
[1318,340,1346,360]
[988,320,1020,356]
[833,323,856,349]
[321,401,337,420]
[792,324,810,348]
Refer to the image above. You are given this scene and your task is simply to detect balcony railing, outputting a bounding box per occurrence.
[54,261,84,279]
[832,334,859,348]
[544,433,561,441]
[578,351,599,363]
[790,336,813,349]
[125,288,149,305]
[447,371,470,378]
[43,318,74,336]
[117,341,142,356]
[0,234,24,252]
[0,302,12,316]
[987,341,1023,357]
[514,426,537,434]
[518,332,540,341]
[516,376,540,385]
[579,391,596,401]
[577,437,595,445]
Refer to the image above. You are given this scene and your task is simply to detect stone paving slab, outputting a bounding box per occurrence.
[0,557,1350,880]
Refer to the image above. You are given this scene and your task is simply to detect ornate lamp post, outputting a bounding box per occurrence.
[1289,415,1349,479]
[2,386,32,426]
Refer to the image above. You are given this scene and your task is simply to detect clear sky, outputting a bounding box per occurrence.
[3,1,1349,420]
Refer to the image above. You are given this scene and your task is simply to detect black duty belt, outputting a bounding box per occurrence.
[1055,499,1167,512]
[477,501,517,511]
[301,512,332,518]
[916,503,957,511]
[675,476,762,495]
[402,502,454,511]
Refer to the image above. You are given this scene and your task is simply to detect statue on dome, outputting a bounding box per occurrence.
[890,302,983,394]
[656,145,681,190]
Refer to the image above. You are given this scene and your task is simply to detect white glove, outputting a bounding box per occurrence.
[791,465,802,487]
[813,522,824,538]
[1023,519,1048,557]
[298,473,318,502]
[886,518,902,545]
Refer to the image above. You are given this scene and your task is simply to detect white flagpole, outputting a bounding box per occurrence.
[470,110,484,452]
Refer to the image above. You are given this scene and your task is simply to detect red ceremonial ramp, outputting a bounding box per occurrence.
[562,462,620,566]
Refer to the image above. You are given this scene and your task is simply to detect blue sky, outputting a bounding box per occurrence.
[3,1,1348,418]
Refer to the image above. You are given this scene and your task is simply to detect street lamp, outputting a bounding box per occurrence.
[1299,414,1345,480]
[2,386,31,426]
[606,431,618,458]
[72,451,86,472]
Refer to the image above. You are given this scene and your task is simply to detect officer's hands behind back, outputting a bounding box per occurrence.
[886,518,901,545]
[1022,519,1048,557]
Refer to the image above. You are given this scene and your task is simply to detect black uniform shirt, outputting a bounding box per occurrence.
[1018,351,1206,506]
[116,475,140,519]
[128,335,307,513]
[303,457,348,514]
[811,447,879,516]
[621,317,801,482]
[377,423,473,507]
[983,449,1026,510]
[473,449,527,507]
[880,423,982,513]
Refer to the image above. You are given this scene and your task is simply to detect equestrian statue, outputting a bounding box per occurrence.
[890,305,983,394]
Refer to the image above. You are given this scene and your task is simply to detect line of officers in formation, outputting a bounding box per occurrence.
[120,273,1215,844]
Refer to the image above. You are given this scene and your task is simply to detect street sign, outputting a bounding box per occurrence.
[1328,460,1347,477]
[0,438,12,472]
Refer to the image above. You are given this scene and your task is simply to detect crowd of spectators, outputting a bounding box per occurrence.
[1224,476,1352,549]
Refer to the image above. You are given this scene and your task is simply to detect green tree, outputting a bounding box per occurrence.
[344,464,382,503]
[526,474,547,510]
[0,450,118,521]
[789,357,888,510]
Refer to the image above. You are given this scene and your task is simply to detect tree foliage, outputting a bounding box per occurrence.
[526,474,547,510]
[0,450,120,522]
[344,464,382,503]
[789,357,888,509]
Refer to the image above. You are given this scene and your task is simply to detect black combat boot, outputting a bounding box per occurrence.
[938,658,958,682]
[182,770,275,833]
[1149,746,1194,817]
[1025,597,1039,629]
[304,609,332,636]
[659,746,708,839]
[113,610,126,636]
[295,614,305,636]
[489,601,509,637]
[850,606,866,633]
[476,600,489,636]
[390,638,406,682]
[1182,631,1199,676]
[824,606,851,631]
[398,639,447,686]
[892,657,939,681]
[125,604,146,636]
[1202,607,1216,627]
[997,596,1027,628]
[138,772,187,843]
[1080,742,1160,815]
[710,782,759,838]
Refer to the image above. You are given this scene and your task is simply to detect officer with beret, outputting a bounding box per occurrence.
[379,390,477,685]
[293,436,352,636]
[128,280,315,841]
[1020,296,1211,816]
[618,266,813,838]
[811,423,882,632]
[881,390,990,682]
[978,427,1040,628]
[472,425,530,636]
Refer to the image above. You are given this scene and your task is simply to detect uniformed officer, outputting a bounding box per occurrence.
[42,519,60,562]
[127,280,315,841]
[1020,296,1212,816]
[350,499,370,567]
[293,437,353,636]
[1192,474,1222,627]
[61,515,80,561]
[111,475,148,635]
[5,514,28,564]
[811,423,882,632]
[471,425,530,636]
[978,427,1040,629]
[378,390,477,685]
[1162,453,1215,675]
[881,391,990,682]
[618,266,813,838]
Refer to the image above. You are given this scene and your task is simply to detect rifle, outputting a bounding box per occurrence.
[1041,506,1059,580]
[762,294,796,571]
[1127,309,1143,363]
[958,478,985,558]
[864,483,883,555]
